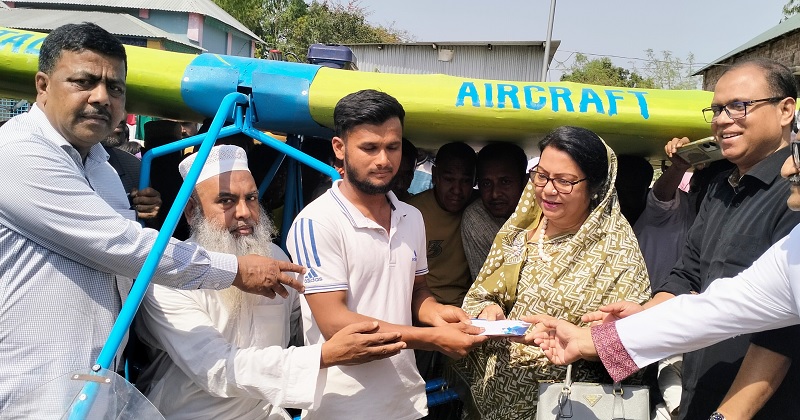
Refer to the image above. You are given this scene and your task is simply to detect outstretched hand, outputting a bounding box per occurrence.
[513,314,597,365]
[320,321,406,368]
[664,137,692,170]
[233,255,305,298]
[428,304,472,327]
[581,300,644,325]
[432,323,490,359]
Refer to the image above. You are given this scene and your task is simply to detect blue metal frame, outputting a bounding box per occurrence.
[257,152,286,199]
[69,92,339,418]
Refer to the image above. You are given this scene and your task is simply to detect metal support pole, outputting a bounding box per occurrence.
[541,0,557,81]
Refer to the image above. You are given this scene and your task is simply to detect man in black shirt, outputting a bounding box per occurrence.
[615,58,800,419]
[101,119,161,225]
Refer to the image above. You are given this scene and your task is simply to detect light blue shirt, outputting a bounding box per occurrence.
[0,105,237,410]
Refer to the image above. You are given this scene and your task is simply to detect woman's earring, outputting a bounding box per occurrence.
[592,193,599,199]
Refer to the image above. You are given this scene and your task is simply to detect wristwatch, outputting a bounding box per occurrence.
[709,412,725,420]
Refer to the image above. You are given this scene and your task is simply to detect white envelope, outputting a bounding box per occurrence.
[471,319,531,336]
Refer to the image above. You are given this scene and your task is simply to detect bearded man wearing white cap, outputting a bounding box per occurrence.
[135,145,405,420]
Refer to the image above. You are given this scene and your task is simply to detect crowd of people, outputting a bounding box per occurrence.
[3,21,800,420]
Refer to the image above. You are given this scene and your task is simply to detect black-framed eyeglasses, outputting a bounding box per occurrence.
[529,167,587,194]
[792,141,800,169]
[702,97,785,123]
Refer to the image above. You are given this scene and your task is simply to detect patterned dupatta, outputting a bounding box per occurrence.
[454,139,651,420]
[462,140,650,317]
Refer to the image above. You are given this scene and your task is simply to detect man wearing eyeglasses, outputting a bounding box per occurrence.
[591,58,800,419]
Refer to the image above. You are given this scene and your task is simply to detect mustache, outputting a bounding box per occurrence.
[789,174,800,184]
[229,221,254,231]
[81,108,111,120]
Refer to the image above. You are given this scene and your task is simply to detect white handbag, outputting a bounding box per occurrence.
[536,364,650,420]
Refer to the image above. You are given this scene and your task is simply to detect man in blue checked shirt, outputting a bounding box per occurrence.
[0,23,305,411]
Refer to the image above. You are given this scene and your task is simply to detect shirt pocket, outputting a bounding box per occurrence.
[722,233,764,274]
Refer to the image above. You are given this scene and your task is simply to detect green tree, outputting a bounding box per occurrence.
[212,0,408,60]
[285,1,406,61]
[783,0,800,20]
[642,49,701,90]
[560,53,657,88]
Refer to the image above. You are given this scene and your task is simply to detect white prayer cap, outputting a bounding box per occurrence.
[179,145,250,183]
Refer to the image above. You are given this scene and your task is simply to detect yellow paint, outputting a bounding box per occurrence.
[0,27,45,102]
[308,68,714,156]
[0,25,719,156]
[145,39,163,50]
[0,26,202,121]
[123,44,199,120]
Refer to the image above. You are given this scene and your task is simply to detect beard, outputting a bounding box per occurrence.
[189,206,277,315]
[344,158,396,195]
[101,134,124,148]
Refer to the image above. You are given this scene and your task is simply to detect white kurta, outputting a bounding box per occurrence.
[614,224,800,371]
[135,243,324,420]
[0,105,237,412]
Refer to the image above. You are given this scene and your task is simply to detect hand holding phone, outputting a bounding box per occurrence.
[674,136,724,166]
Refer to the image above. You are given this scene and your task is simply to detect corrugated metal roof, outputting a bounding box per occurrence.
[346,41,559,82]
[9,0,261,41]
[0,8,205,52]
[695,13,800,74]
[349,41,553,47]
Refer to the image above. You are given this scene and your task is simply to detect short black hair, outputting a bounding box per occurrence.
[538,126,608,203]
[616,154,654,190]
[435,141,476,169]
[727,58,798,100]
[38,22,127,75]
[477,142,527,181]
[402,137,418,166]
[333,89,405,138]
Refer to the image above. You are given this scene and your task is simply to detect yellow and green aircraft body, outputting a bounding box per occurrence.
[0,26,714,157]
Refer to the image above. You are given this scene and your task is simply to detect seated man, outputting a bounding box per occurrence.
[135,145,404,419]
[461,142,527,280]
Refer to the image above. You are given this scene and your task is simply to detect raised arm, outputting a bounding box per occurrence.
[654,137,692,202]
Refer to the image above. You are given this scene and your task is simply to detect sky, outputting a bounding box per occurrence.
[355,0,789,81]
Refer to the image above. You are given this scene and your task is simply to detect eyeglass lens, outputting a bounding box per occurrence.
[531,171,572,194]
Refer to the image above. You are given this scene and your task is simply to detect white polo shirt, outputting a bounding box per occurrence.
[287,180,429,420]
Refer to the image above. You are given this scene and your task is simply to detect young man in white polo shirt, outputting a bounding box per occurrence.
[287,89,488,420]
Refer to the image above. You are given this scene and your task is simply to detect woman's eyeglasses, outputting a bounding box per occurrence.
[529,167,587,194]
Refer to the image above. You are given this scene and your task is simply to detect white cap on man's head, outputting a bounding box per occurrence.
[179,145,250,183]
